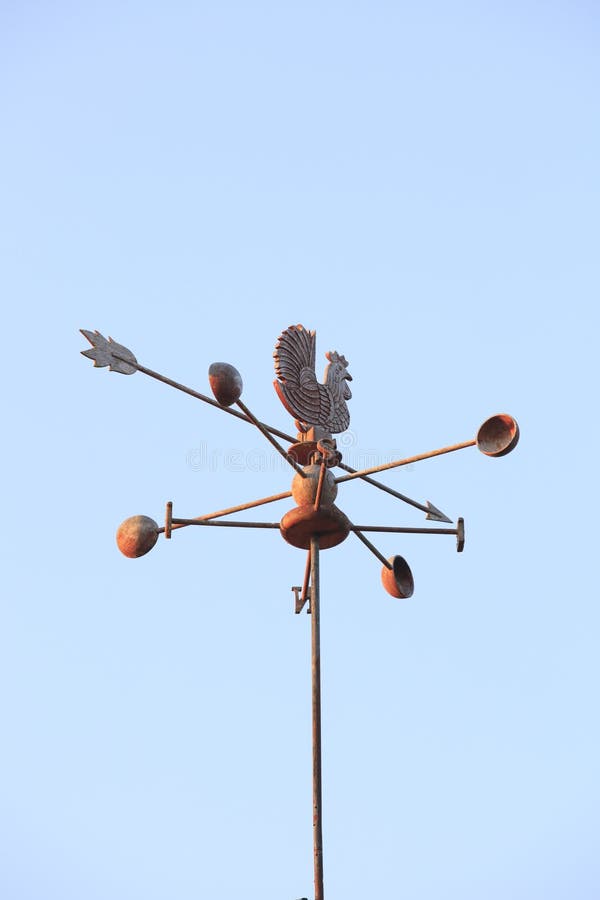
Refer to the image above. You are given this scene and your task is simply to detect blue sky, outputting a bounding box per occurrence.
[1,2,599,898]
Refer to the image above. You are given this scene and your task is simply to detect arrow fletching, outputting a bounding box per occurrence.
[80,329,138,375]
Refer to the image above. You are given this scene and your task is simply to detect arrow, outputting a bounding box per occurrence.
[80,330,138,374]
[425,501,452,523]
[336,464,452,523]
[80,328,297,439]
[80,329,452,521]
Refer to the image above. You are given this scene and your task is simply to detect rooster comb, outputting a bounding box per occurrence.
[326,350,350,369]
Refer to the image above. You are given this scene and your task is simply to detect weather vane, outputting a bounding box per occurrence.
[80,324,519,900]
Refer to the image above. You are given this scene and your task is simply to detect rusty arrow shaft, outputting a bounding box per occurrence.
[112,354,296,442]
[337,464,451,522]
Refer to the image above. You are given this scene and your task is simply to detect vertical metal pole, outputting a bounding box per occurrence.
[310,535,324,900]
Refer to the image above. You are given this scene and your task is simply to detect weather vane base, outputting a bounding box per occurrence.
[280,504,351,550]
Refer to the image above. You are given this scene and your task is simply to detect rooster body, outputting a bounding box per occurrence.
[273,324,352,434]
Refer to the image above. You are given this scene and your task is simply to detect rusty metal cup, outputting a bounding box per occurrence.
[476,414,519,457]
[116,515,159,558]
[208,362,243,407]
[381,555,414,598]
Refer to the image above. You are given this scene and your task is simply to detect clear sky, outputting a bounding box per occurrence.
[1,2,599,899]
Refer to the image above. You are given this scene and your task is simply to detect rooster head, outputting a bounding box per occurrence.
[325,350,352,400]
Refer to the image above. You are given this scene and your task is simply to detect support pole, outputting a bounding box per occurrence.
[310,535,324,900]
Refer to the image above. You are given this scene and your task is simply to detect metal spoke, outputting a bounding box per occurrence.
[158,490,293,534]
[236,398,306,477]
[351,527,392,569]
[169,519,280,529]
[335,439,477,483]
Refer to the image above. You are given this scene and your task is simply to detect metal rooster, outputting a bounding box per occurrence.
[273,324,352,434]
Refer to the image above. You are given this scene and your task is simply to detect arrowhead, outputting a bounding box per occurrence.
[425,501,452,524]
[80,329,138,375]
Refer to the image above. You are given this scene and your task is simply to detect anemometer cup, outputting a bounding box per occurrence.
[116,515,159,558]
[381,555,414,599]
[208,362,243,407]
[476,414,519,458]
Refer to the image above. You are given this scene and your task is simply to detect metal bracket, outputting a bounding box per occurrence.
[292,586,311,615]
[456,517,465,552]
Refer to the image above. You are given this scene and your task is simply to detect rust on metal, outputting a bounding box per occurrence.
[456,517,465,552]
[274,324,352,434]
[288,427,341,468]
[337,460,452,522]
[280,505,351,550]
[315,437,340,469]
[80,328,457,523]
[287,440,321,466]
[291,464,337,508]
[335,438,478,484]
[310,535,324,900]
[80,329,299,440]
[476,413,520,457]
[81,323,520,900]
[301,548,312,612]
[208,362,243,407]
[350,526,392,569]
[116,515,159,558]
[292,549,313,614]
[292,583,310,615]
[313,460,328,511]
[157,489,293,534]
[381,555,415,599]
[80,330,138,374]
[170,518,280,529]
[349,524,460,536]
[237,398,307,477]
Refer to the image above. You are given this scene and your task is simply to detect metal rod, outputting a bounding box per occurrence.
[310,535,324,900]
[114,355,297,443]
[334,439,477,484]
[236,399,306,477]
[337,463,451,521]
[313,459,328,511]
[351,528,392,568]
[165,501,173,539]
[169,519,280,528]
[301,548,312,610]
[349,524,458,535]
[157,489,293,533]
[160,519,458,534]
